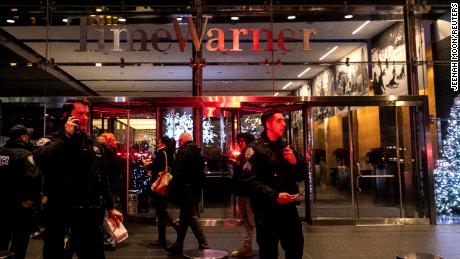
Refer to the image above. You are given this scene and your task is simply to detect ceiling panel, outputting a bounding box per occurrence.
[1,20,395,96]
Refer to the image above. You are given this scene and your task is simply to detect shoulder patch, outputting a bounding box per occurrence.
[36,137,52,147]
[244,147,255,160]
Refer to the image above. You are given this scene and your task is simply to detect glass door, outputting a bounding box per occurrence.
[310,106,354,220]
[92,108,157,215]
[352,106,401,219]
[310,102,428,224]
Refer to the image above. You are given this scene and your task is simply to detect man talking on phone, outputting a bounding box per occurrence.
[34,98,123,259]
[240,109,306,259]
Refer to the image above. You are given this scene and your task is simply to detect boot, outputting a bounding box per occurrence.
[231,244,252,257]
[166,243,183,255]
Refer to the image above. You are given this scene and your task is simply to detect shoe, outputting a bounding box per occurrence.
[231,245,253,257]
[166,243,183,255]
[198,244,210,250]
[150,239,167,248]
[104,244,116,251]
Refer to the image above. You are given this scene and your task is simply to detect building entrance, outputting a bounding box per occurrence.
[0,95,433,225]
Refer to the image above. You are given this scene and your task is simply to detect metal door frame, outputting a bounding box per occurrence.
[303,96,433,225]
[0,95,434,225]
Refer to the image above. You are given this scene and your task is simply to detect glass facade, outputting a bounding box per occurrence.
[0,1,456,224]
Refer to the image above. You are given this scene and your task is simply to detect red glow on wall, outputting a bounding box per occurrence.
[204,107,219,117]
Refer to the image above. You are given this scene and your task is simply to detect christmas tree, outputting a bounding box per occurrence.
[130,140,152,193]
[434,95,460,218]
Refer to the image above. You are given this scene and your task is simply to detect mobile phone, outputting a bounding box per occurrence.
[74,119,80,132]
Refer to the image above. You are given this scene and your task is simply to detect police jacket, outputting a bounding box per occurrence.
[240,133,305,213]
[173,141,205,197]
[0,139,41,211]
[33,131,114,212]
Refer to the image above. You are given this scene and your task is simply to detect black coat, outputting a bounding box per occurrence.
[240,133,306,214]
[0,140,41,211]
[148,146,173,181]
[33,131,114,212]
[232,149,249,197]
[103,145,123,193]
[169,141,205,205]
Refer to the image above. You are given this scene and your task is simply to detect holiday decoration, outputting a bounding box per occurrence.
[203,117,216,144]
[164,112,216,144]
[241,114,263,138]
[434,95,460,220]
[129,140,152,193]
[164,112,194,141]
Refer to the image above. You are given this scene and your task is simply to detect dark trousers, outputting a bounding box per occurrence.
[154,193,177,244]
[255,206,304,259]
[0,207,33,259]
[174,190,208,248]
[43,208,105,259]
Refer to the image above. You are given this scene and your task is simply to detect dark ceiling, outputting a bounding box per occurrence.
[0,1,452,97]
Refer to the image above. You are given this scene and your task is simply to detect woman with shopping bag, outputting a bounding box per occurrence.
[147,136,179,247]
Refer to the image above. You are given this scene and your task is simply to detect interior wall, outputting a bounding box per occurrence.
[419,42,438,162]
[313,120,326,152]
[356,106,381,168]
[325,115,344,171]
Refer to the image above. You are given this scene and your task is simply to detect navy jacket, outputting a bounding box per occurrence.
[33,131,114,212]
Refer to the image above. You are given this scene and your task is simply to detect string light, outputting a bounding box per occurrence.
[434,96,460,222]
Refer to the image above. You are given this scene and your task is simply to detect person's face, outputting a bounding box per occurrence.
[238,138,246,150]
[157,139,165,148]
[70,103,90,131]
[266,113,286,139]
[20,134,30,143]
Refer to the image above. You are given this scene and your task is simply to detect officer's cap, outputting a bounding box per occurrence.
[9,124,33,139]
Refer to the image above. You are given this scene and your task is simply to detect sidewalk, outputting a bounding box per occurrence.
[25,223,460,259]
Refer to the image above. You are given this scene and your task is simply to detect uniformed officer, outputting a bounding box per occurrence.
[240,109,306,259]
[33,98,123,259]
[0,125,41,259]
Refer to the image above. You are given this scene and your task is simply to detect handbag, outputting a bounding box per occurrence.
[105,217,128,244]
[151,151,173,196]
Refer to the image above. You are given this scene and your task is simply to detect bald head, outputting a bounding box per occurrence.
[179,132,193,147]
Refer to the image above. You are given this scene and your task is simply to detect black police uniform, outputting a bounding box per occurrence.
[0,139,41,259]
[240,133,305,259]
[33,131,114,259]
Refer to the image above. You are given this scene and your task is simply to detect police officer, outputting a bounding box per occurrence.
[240,109,305,259]
[0,125,41,259]
[33,98,123,259]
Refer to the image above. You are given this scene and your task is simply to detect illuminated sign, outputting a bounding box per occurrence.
[78,17,317,53]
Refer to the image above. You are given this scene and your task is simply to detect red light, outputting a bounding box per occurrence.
[232,150,241,157]
[204,107,219,117]
[116,152,121,156]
